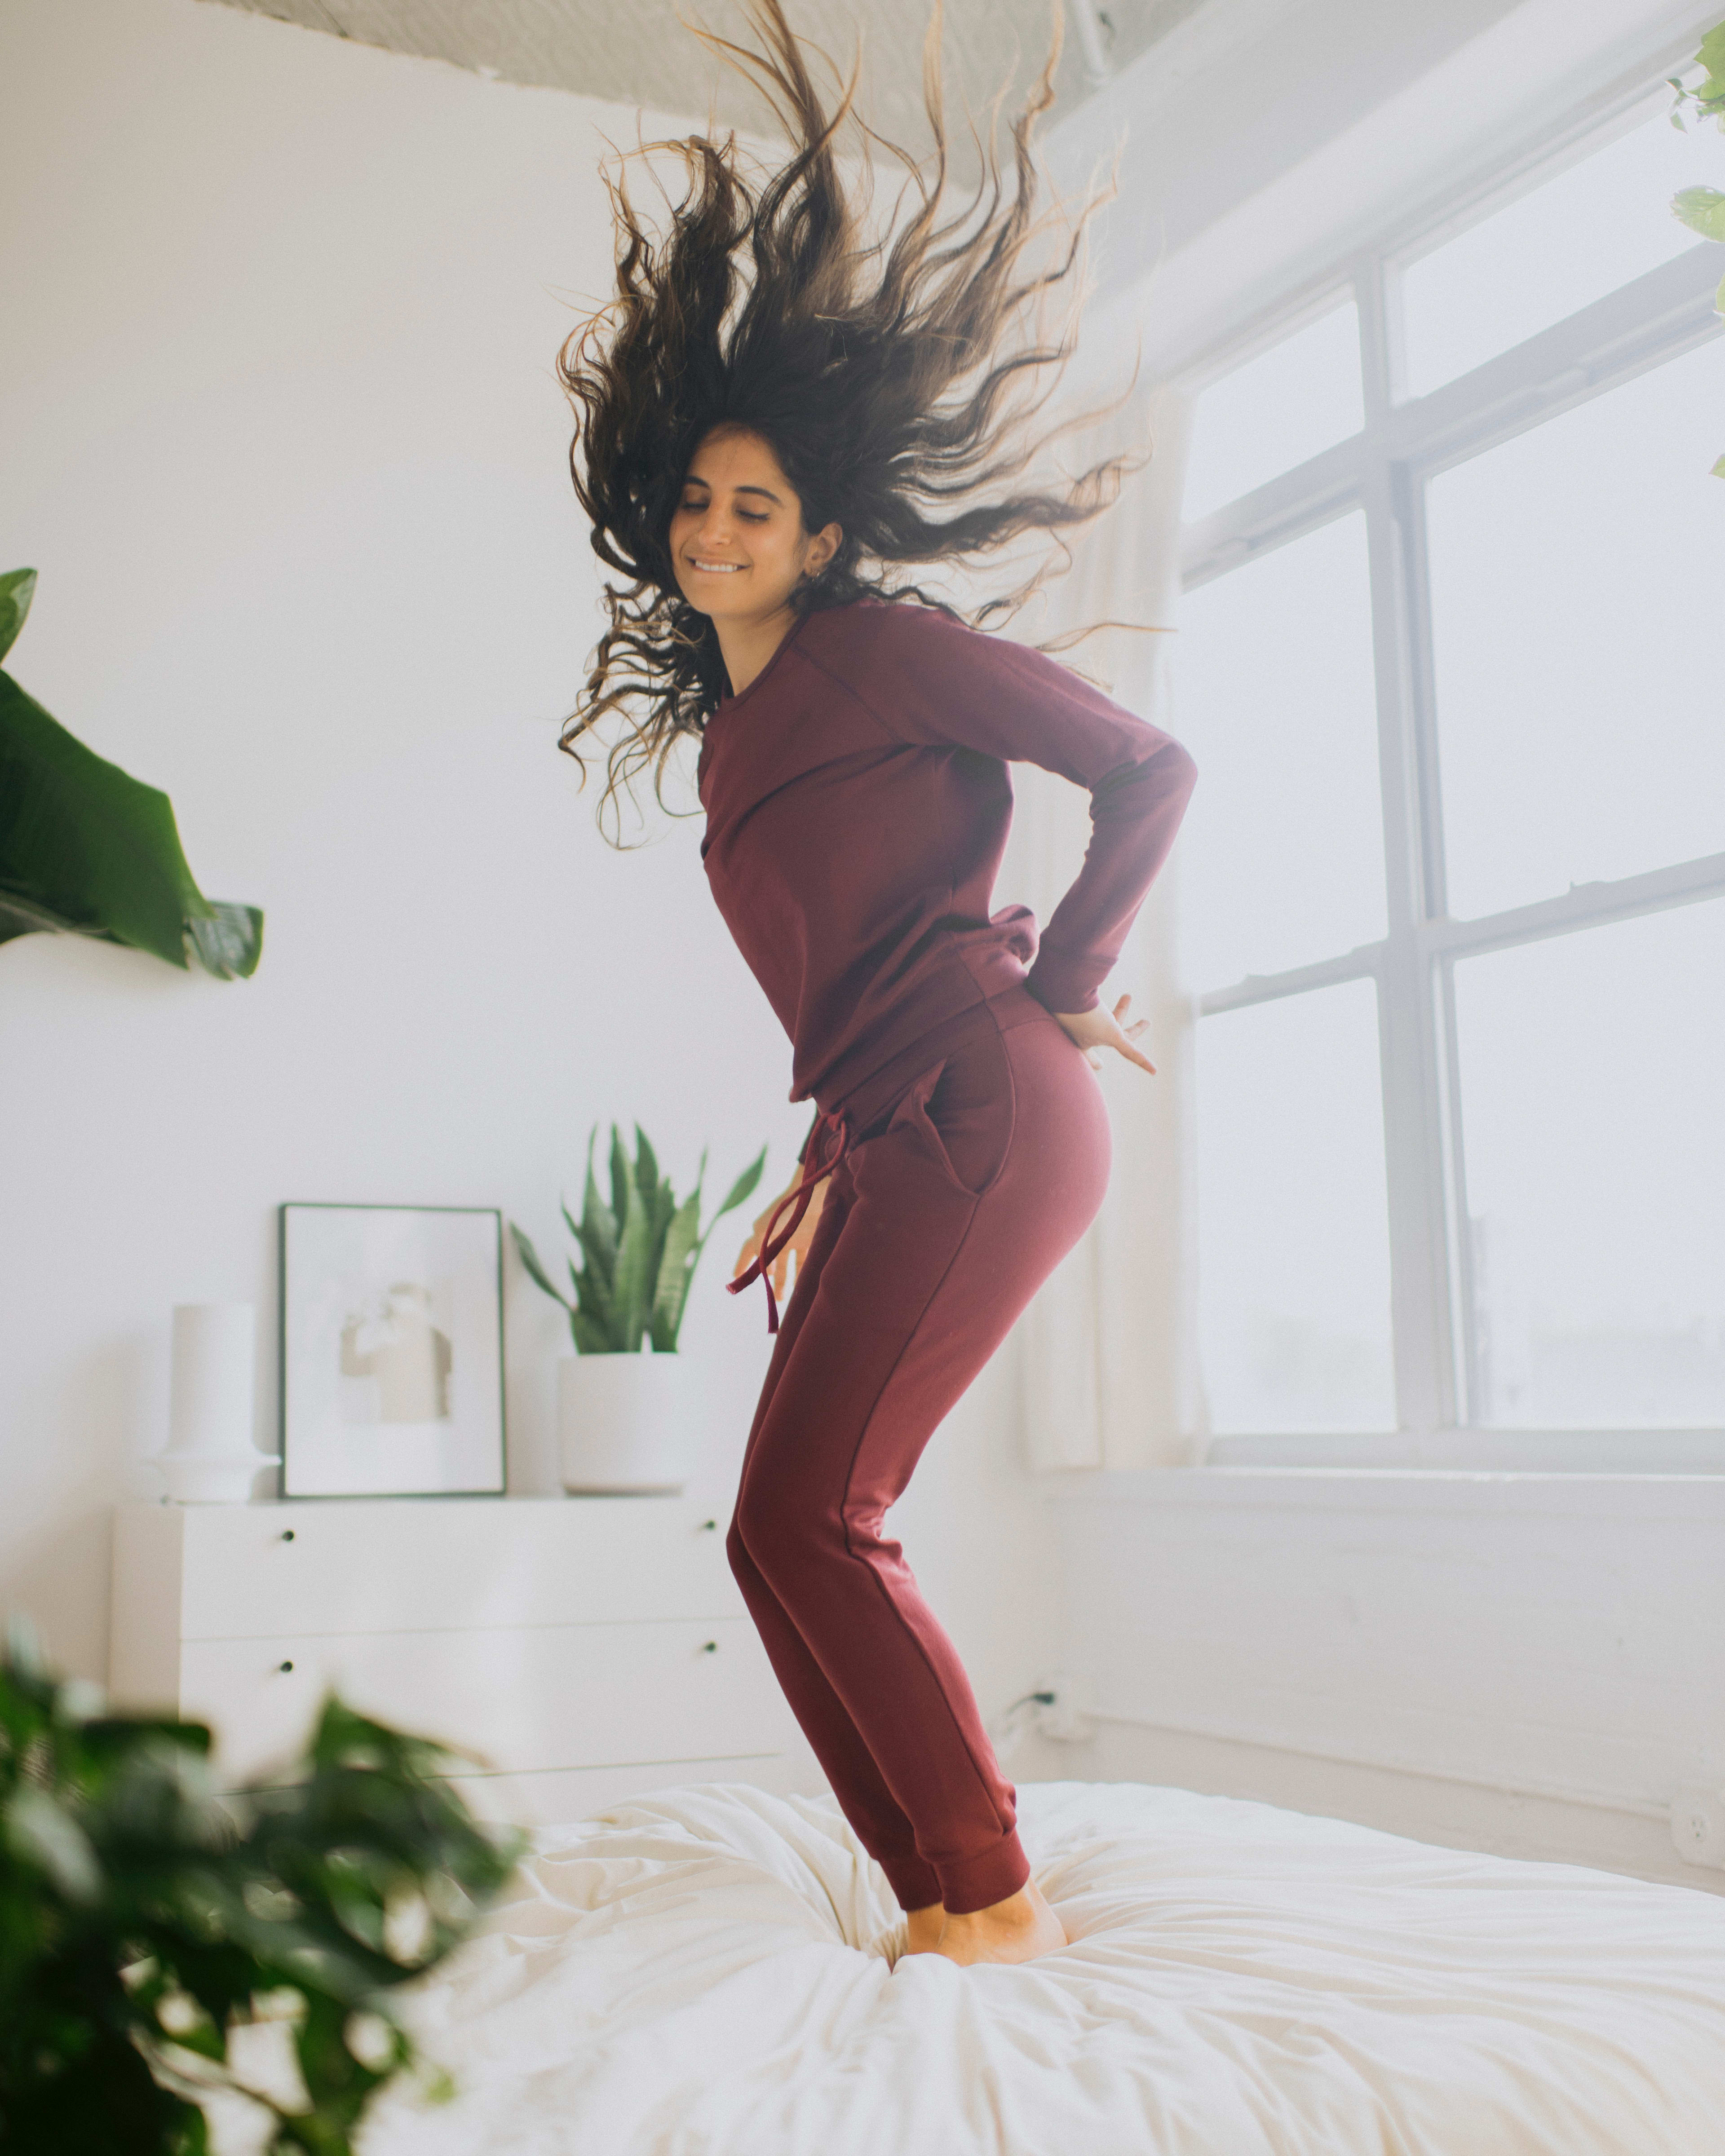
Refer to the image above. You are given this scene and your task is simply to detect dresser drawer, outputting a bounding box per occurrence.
[180,1617,799,1783]
[161,1497,741,1639]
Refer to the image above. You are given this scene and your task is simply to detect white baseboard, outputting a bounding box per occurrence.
[1047,1717,1723,1898]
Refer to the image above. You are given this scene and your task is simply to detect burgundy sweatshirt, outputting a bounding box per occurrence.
[697,595,1198,1130]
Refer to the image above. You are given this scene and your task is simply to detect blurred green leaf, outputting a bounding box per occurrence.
[606,1127,631,1248]
[509,1222,571,1312]
[579,1132,617,1288]
[0,1653,522,2156]
[610,1141,655,1351]
[651,1176,705,1349]
[633,1123,660,1206]
[709,1146,768,1228]
[0,567,35,665]
[1672,183,1725,239]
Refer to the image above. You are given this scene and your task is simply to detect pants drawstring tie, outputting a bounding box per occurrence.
[728,1106,854,1333]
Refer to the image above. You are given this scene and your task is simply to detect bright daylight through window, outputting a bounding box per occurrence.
[1173,79,1725,1445]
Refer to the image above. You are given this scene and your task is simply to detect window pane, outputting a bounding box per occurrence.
[1401,101,1725,398]
[1196,980,1395,1434]
[1427,338,1725,921]
[1183,300,1364,522]
[1175,512,1386,988]
[1456,900,1725,1429]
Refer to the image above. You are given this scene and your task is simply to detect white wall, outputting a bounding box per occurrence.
[0,0,1064,1719]
[1051,1472,1725,1895]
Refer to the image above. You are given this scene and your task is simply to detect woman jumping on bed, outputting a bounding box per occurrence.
[557,0,1196,1966]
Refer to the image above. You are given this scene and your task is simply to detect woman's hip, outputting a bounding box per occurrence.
[848,997,1111,1236]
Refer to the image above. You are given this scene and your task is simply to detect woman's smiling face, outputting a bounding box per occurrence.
[669,426,840,624]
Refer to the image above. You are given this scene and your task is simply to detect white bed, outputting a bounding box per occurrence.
[358,1779,1725,2156]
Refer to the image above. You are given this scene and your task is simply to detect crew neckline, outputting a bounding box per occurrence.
[715,606,817,717]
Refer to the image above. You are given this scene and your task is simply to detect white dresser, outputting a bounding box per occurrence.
[109,1495,820,1825]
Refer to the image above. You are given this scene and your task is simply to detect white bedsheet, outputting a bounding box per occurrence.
[359,1779,1725,2156]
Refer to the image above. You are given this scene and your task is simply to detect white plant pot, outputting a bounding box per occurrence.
[557,1350,702,1494]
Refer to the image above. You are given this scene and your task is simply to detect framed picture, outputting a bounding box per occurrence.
[279,1203,506,1499]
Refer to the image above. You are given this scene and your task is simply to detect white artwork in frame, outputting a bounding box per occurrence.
[279,1204,506,1498]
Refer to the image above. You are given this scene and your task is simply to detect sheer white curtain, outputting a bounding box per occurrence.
[998,380,1203,1472]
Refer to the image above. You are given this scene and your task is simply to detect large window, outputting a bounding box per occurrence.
[1174,76,1725,1460]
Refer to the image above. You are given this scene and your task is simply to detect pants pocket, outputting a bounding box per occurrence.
[889,1034,1014,1202]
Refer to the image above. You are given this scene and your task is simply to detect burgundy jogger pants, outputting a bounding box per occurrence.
[725,982,1112,1916]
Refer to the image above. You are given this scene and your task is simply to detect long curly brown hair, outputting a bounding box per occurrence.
[558,0,1142,843]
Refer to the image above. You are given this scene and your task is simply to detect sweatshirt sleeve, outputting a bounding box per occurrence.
[850,603,1199,1017]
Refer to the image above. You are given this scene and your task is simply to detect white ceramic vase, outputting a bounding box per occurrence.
[157,1303,279,1503]
[557,1347,702,1494]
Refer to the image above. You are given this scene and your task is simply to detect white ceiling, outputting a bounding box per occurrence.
[200,0,1689,378]
[202,0,1212,164]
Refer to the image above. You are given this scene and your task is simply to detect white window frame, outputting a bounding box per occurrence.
[1171,66,1725,1475]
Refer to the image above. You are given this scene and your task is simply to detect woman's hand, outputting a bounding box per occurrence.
[1052,991,1157,1075]
[733,1171,828,1296]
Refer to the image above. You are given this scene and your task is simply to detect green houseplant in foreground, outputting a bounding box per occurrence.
[512,1121,768,1352]
[0,569,263,979]
[0,1624,522,2155]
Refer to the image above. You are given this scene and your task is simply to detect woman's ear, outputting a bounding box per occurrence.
[804,521,843,578]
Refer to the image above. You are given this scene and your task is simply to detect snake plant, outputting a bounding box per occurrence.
[511,1122,767,1352]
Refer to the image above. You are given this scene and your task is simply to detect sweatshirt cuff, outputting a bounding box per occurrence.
[1025,952,1100,1018]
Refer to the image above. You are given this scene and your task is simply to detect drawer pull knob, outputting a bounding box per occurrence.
[699,1519,718,1533]
[701,1640,718,1654]
[280,1530,296,1543]
[278,1660,295,1674]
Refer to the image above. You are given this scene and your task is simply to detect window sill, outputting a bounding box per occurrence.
[1196,1428,1725,1475]
[1051,1458,1725,1522]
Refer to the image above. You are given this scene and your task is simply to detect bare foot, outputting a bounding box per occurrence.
[900,1903,946,1956]
[933,1879,1066,1967]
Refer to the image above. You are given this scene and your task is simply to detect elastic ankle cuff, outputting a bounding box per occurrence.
[935,1833,1031,1917]
[882,1857,943,1912]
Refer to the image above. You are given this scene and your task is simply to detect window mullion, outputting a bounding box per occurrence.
[1362,259,1460,1433]
[1393,441,1475,1431]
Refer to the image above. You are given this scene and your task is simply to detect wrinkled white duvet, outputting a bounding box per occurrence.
[358,1780,1725,2156]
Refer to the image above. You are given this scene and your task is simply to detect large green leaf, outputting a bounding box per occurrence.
[1672,184,1725,240]
[0,664,263,980]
